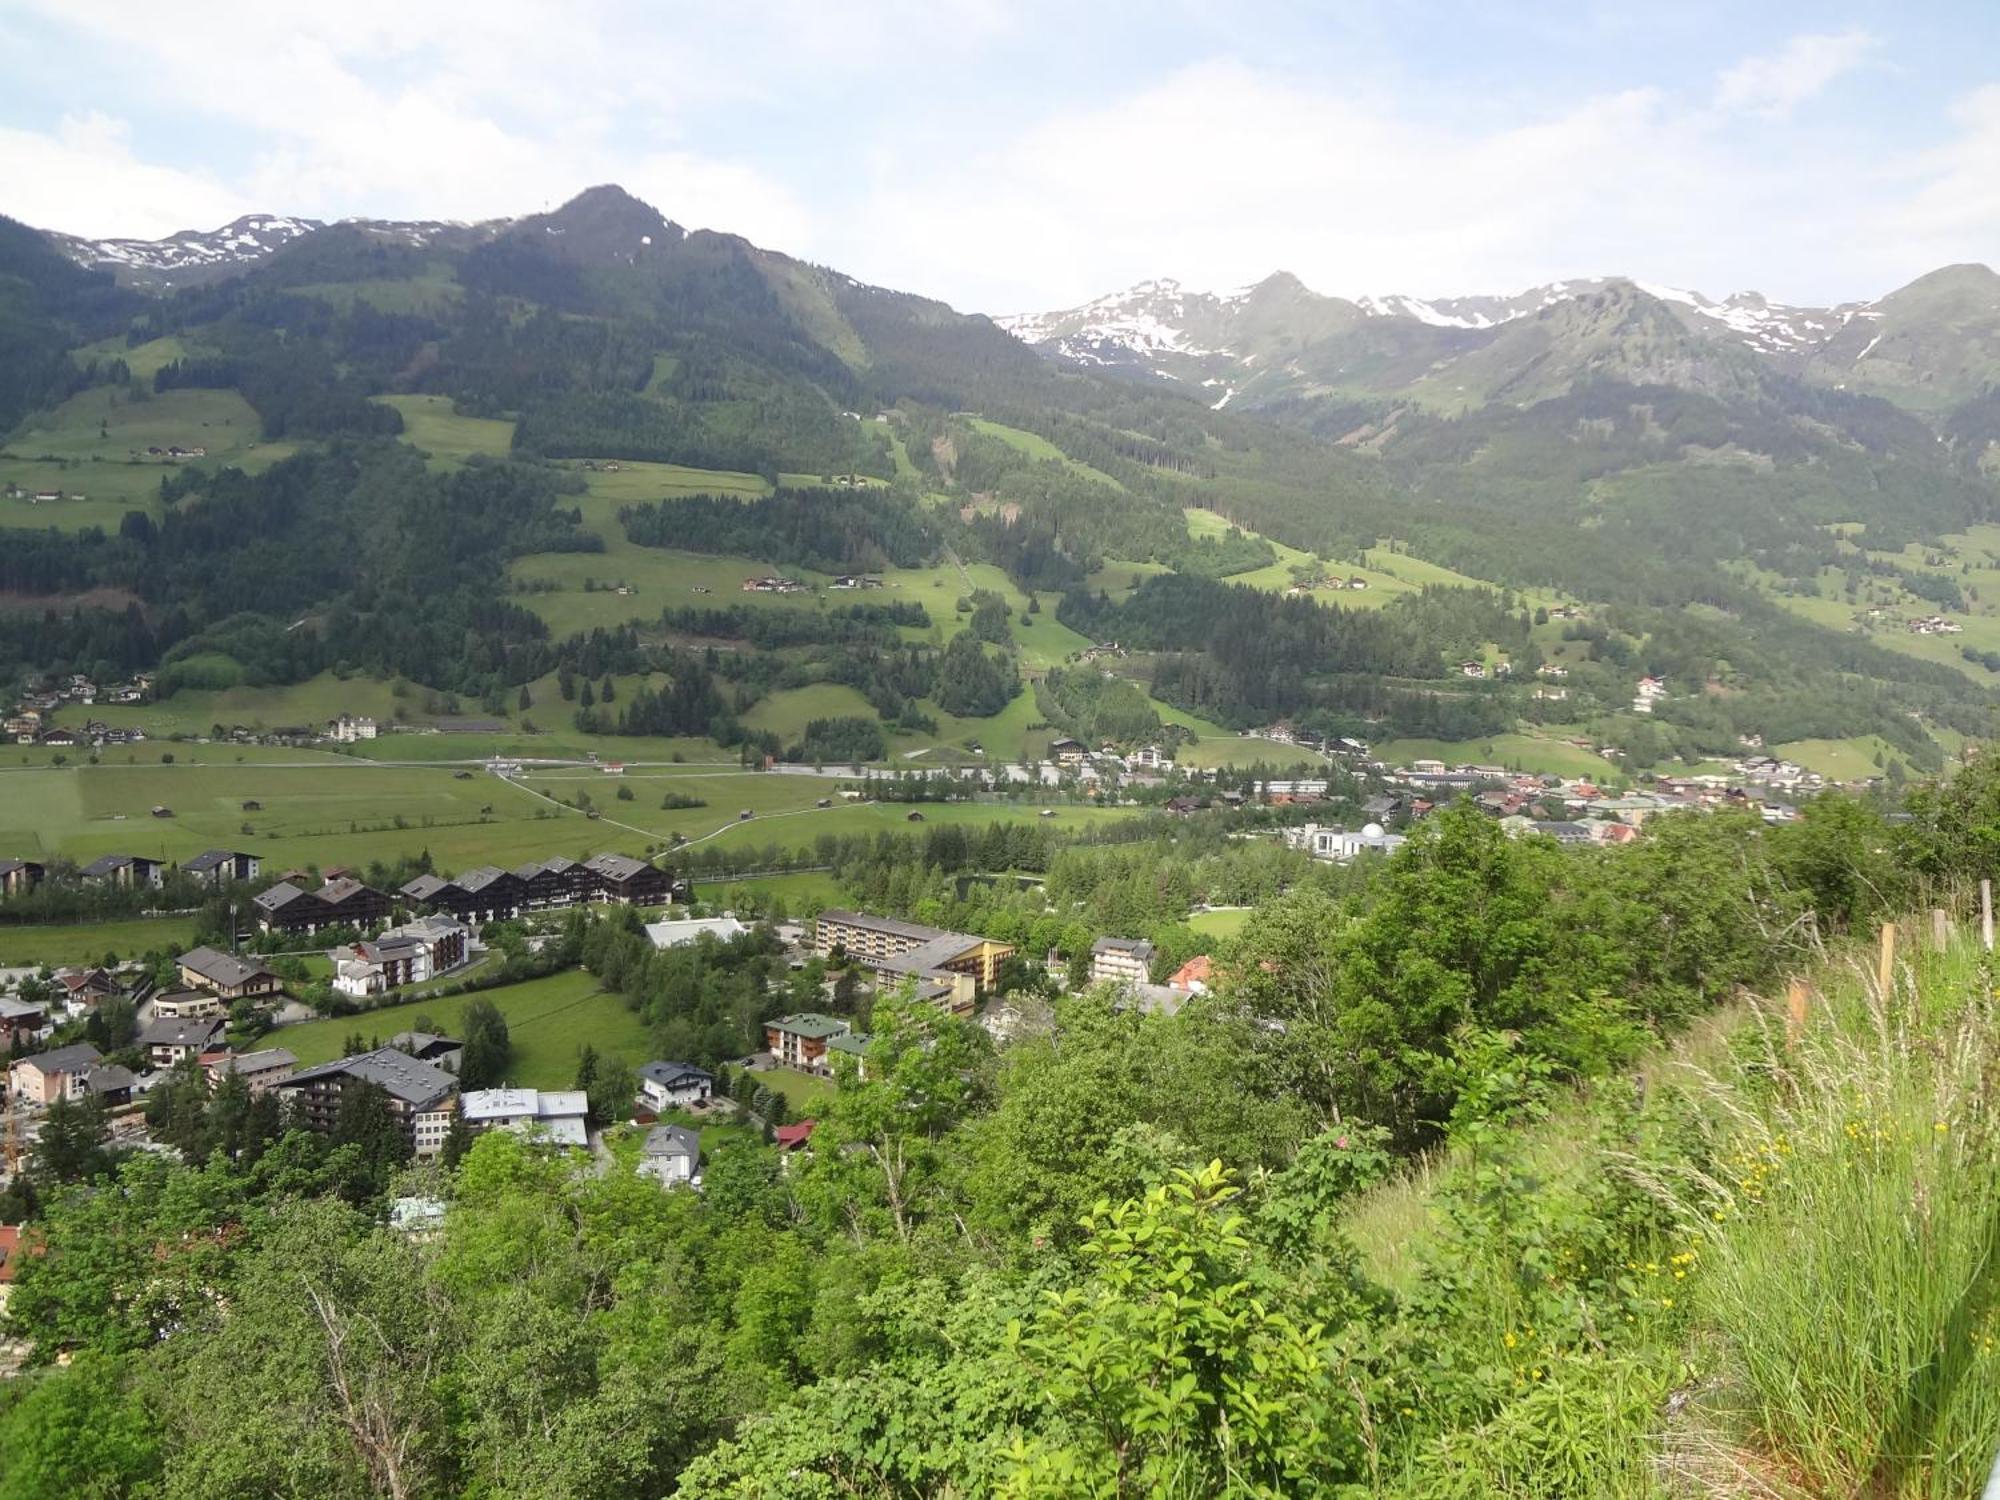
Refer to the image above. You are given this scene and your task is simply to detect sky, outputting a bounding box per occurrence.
[4,0,1999,316]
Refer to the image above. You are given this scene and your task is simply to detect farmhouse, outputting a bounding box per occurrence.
[181,849,261,885]
[275,1049,458,1158]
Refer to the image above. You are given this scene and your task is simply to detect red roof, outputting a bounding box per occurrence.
[1168,955,1213,991]
[773,1120,817,1151]
[0,1225,20,1284]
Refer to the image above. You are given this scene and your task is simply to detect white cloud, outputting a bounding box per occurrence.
[0,114,251,239]
[1714,30,1876,117]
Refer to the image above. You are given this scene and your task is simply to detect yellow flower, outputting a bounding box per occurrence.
[1661,1297,1674,1308]
[1504,1331,1518,1349]
[1935,1122,1949,1134]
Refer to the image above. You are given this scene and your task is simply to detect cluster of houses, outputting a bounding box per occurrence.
[1632,675,1668,714]
[4,674,151,745]
[0,847,266,901]
[741,576,810,594]
[1908,615,1963,636]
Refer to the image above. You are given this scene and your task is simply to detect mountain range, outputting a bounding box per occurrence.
[7,182,2000,776]
[1000,264,2000,430]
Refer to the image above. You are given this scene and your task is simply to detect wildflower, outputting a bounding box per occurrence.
[1661,1297,1674,1308]
[1935,1122,1949,1134]
[1503,1331,1518,1349]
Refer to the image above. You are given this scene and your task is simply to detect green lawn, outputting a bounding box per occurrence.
[0,916,199,968]
[685,796,1139,854]
[724,870,844,915]
[273,969,653,1090]
[1774,737,1904,781]
[742,685,880,742]
[1187,908,1250,940]
[759,1065,836,1115]
[964,416,1124,491]
[1176,737,1327,770]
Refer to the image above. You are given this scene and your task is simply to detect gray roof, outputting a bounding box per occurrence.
[639,1060,711,1088]
[584,852,650,881]
[281,1048,457,1109]
[209,1047,295,1075]
[253,880,309,911]
[643,1124,700,1160]
[453,865,515,894]
[18,1042,102,1075]
[83,1064,136,1094]
[389,1031,460,1059]
[818,909,950,943]
[139,1016,226,1049]
[0,858,41,876]
[81,853,145,877]
[182,848,252,874]
[179,946,275,990]
[1092,935,1156,957]
[401,874,448,900]
[318,876,377,904]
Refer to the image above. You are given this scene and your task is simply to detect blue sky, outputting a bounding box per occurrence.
[4,1,1997,313]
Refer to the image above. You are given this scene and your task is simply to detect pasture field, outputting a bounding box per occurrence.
[291,276,462,315]
[682,795,1139,855]
[511,549,830,637]
[723,870,843,914]
[741,685,880,743]
[69,335,197,384]
[917,685,1046,762]
[0,916,199,968]
[0,760,660,874]
[1175,736,1329,770]
[1773,737,1908,781]
[1371,733,1623,780]
[963,416,1124,491]
[375,394,514,465]
[57,673,417,739]
[274,969,652,1090]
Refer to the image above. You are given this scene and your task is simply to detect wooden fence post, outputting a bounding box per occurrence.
[1933,907,1951,949]
[1983,879,1993,953]
[1878,921,1897,997]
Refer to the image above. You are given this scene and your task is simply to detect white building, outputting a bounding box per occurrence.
[460,1088,590,1148]
[328,714,379,742]
[1089,936,1155,987]
[1284,822,1407,863]
[643,914,749,950]
[638,1124,701,1187]
[638,1060,713,1112]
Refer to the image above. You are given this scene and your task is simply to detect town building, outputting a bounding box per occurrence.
[177,946,283,1000]
[1089,936,1156,987]
[0,858,45,897]
[251,876,393,935]
[139,1015,227,1069]
[327,714,379,742]
[582,851,671,905]
[274,1049,458,1158]
[0,996,48,1046]
[79,853,163,888]
[765,1013,851,1072]
[181,849,261,886]
[460,1088,589,1149]
[388,1032,464,1071]
[204,1048,296,1094]
[638,1124,701,1187]
[333,933,436,998]
[8,1043,129,1107]
[1167,954,1214,995]
[1284,823,1408,863]
[813,910,1014,1013]
[643,914,749,950]
[638,1060,713,1112]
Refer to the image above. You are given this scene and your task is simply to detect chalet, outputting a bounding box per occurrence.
[638,1060,713,1112]
[205,1047,296,1095]
[251,876,392,935]
[512,857,588,909]
[583,851,670,905]
[177,946,282,1000]
[766,1014,851,1072]
[773,1120,816,1152]
[638,1124,701,1187]
[37,728,78,747]
[274,1049,458,1157]
[0,859,44,897]
[1167,954,1214,995]
[431,865,525,924]
[1459,660,1488,679]
[79,853,163,888]
[460,1088,589,1149]
[1048,737,1088,765]
[139,1015,226,1069]
[399,873,450,906]
[55,968,123,1012]
[1089,936,1156,987]
[813,910,1015,1011]
[181,849,261,886]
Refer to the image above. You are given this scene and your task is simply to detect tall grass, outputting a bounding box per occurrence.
[1659,937,2000,1497]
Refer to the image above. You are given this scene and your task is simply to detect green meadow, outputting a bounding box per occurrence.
[274,968,653,1090]
[0,915,200,968]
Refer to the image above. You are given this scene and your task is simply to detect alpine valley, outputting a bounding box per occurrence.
[7,183,2000,784]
